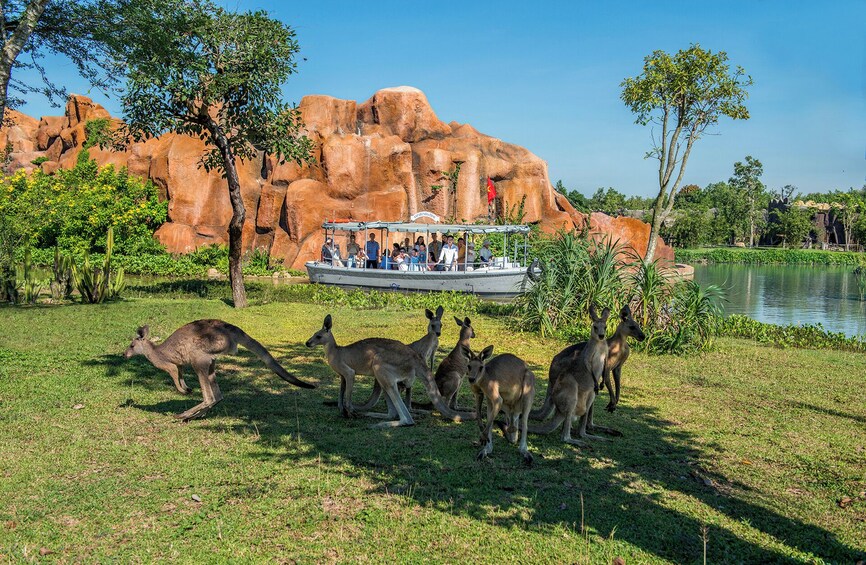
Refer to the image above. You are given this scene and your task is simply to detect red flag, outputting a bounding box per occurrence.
[486,177,497,204]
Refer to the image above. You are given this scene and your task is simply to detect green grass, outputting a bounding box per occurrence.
[675,247,864,266]
[1,299,864,563]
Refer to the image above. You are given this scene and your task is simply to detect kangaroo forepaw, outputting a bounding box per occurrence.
[606,402,617,413]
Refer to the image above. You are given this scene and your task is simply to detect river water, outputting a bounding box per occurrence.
[692,264,866,338]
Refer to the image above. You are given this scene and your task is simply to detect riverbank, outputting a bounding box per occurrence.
[0,298,863,562]
[676,247,864,266]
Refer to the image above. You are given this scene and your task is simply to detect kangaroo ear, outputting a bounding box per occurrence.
[621,304,631,319]
[454,316,463,327]
[464,317,471,327]
[481,345,494,360]
[459,344,472,359]
[137,325,149,338]
[425,309,434,320]
[589,304,598,321]
[435,305,444,318]
[601,307,611,321]
[323,314,332,330]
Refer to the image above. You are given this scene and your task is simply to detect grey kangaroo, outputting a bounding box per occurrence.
[532,304,645,421]
[124,320,316,422]
[305,314,474,428]
[355,306,444,411]
[466,345,536,464]
[431,316,475,410]
[528,306,610,447]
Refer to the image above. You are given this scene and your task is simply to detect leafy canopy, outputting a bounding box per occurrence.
[102,0,313,172]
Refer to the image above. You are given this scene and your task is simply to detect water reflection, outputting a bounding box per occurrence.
[693,264,866,337]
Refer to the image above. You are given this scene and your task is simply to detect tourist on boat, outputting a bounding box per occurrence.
[437,235,459,270]
[417,244,428,270]
[479,239,494,266]
[330,240,344,267]
[414,236,425,252]
[391,243,402,270]
[321,238,334,265]
[346,234,360,268]
[365,233,380,269]
[380,249,390,270]
[428,233,442,262]
[355,247,368,267]
[456,238,467,271]
[466,242,476,269]
[396,248,410,271]
[409,249,422,271]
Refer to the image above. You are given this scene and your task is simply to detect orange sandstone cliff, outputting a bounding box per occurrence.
[0,87,674,269]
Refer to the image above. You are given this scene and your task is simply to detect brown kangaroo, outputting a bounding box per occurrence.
[355,306,444,411]
[528,306,610,447]
[431,316,475,410]
[466,345,536,464]
[305,314,474,428]
[124,320,316,422]
[532,304,645,420]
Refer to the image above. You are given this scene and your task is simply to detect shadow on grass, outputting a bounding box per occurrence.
[789,399,866,424]
[97,342,863,563]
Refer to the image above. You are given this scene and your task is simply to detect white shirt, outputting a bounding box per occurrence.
[438,243,459,269]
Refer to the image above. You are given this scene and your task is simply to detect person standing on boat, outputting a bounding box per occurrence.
[428,233,442,262]
[479,239,494,266]
[456,237,467,271]
[365,233,380,269]
[346,234,360,268]
[321,238,334,265]
[417,244,428,271]
[437,235,459,271]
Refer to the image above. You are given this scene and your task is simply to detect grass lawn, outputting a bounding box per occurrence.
[1,298,864,563]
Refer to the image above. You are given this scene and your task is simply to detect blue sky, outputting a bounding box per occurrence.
[18,0,866,197]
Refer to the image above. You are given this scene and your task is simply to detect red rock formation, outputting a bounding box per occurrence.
[1,87,674,268]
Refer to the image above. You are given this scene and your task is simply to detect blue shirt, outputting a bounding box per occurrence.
[365,240,380,260]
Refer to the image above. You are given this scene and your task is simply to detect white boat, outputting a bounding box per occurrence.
[305,217,538,298]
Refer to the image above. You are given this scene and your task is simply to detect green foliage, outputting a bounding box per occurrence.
[769,206,812,248]
[665,205,713,248]
[72,227,126,304]
[674,247,864,266]
[729,156,770,245]
[15,248,47,305]
[719,314,866,353]
[0,154,167,255]
[515,231,722,354]
[50,246,74,301]
[30,156,49,166]
[82,118,113,149]
[854,259,866,301]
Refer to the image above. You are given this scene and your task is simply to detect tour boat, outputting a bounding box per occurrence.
[305,213,539,298]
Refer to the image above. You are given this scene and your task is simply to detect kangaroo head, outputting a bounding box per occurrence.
[466,345,494,384]
[426,305,444,337]
[588,305,610,342]
[619,304,646,342]
[454,316,475,339]
[306,314,333,348]
[124,325,150,358]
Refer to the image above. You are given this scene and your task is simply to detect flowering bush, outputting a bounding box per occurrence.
[0,151,167,256]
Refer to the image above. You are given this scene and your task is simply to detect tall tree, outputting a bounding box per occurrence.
[621,44,752,262]
[102,0,313,307]
[0,0,118,124]
[728,155,768,247]
[831,189,865,251]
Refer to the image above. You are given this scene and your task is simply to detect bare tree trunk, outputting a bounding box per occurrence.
[644,195,665,263]
[209,122,247,308]
[0,0,50,123]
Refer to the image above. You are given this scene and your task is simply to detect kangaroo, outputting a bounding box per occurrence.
[431,316,475,410]
[528,306,610,447]
[531,304,645,421]
[355,306,444,411]
[124,320,316,422]
[466,346,536,464]
[305,314,474,428]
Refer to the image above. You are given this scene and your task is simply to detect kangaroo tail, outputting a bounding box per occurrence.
[416,355,475,421]
[355,381,384,411]
[234,329,316,389]
[529,388,555,421]
[528,412,565,435]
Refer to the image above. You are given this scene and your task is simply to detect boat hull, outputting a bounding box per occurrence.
[305,262,533,298]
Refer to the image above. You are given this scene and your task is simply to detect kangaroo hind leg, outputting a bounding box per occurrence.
[371,371,414,429]
[175,359,222,422]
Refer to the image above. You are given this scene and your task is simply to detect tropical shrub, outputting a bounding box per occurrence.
[675,247,864,266]
[719,314,866,353]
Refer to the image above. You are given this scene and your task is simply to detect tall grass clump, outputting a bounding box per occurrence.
[516,230,725,354]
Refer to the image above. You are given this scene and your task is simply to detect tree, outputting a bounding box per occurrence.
[666,205,712,248]
[705,181,748,244]
[588,187,627,215]
[728,156,768,247]
[0,1,119,124]
[102,0,313,307]
[831,189,865,251]
[771,206,811,249]
[621,44,752,262]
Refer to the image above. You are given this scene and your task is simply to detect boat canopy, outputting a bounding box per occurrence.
[320,221,531,235]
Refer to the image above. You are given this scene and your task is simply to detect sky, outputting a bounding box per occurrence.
[15,0,866,198]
